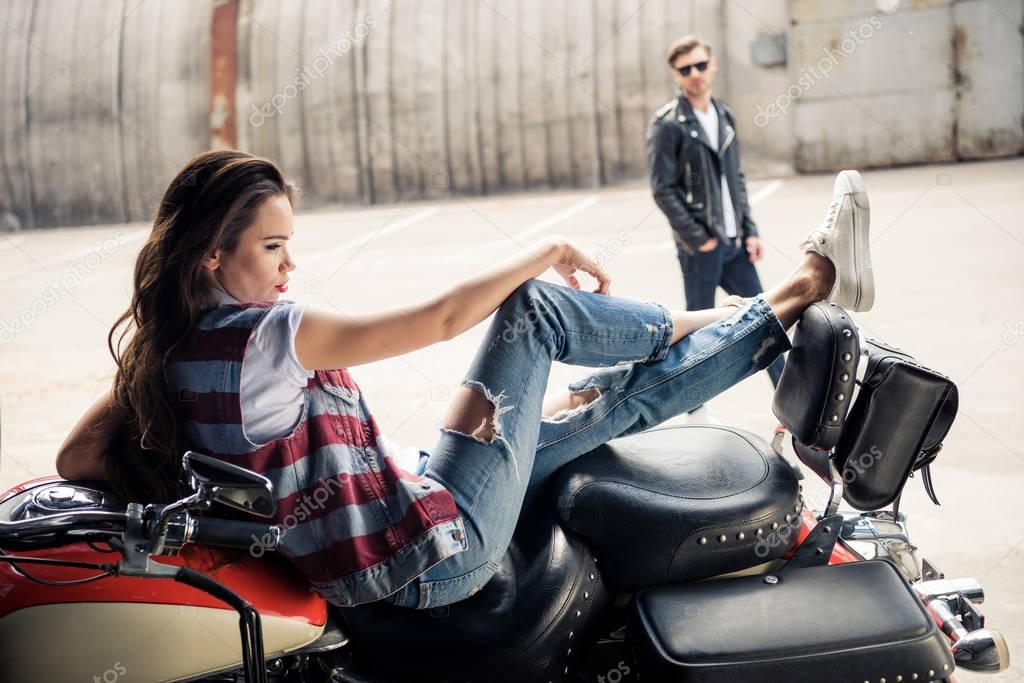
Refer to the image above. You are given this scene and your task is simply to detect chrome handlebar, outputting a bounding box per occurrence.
[0,505,280,555]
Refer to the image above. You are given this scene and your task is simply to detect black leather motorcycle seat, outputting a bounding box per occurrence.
[632,560,955,682]
[336,504,607,682]
[556,425,802,590]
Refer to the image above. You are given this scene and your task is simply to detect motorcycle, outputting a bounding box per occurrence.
[0,303,1012,682]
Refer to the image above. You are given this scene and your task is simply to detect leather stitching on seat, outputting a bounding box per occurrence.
[669,506,796,565]
[675,507,784,542]
[567,470,763,508]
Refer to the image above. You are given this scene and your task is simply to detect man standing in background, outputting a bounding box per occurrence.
[647,35,785,387]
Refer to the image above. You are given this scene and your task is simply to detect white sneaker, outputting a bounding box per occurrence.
[799,170,874,312]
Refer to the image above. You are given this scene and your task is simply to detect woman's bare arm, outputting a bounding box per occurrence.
[296,235,610,370]
[55,388,124,481]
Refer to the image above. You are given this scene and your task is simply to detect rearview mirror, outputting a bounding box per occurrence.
[182,451,276,518]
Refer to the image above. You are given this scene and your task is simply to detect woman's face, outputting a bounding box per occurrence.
[204,194,296,302]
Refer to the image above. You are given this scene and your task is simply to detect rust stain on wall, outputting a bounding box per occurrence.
[210,0,239,150]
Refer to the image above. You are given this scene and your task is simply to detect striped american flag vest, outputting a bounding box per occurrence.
[166,300,467,606]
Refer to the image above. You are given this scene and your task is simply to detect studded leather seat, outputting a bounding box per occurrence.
[337,504,607,682]
[338,425,801,681]
[555,425,803,590]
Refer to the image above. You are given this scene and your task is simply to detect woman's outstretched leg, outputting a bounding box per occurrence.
[530,170,872,499]
[539,250,835,418]
[386,170,872,607]
[667,247,837,341]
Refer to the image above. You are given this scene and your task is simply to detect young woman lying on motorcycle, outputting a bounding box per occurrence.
[55,150,874,609]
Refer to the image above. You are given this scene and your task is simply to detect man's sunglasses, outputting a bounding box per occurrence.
[676,60,709,77]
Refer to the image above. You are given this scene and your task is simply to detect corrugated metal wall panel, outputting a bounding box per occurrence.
[954,0,1024,159]
[789,0,1023,171]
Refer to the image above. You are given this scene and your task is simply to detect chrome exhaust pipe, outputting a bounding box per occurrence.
[916,588,1010,673]
[951,628,1011,673]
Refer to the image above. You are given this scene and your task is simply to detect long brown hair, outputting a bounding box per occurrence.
[107,150,297,503]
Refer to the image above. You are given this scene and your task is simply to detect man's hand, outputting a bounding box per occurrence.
[745,236,763,263]
[697,237,718,253]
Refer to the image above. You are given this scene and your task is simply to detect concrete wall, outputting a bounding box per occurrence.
[788,0,1024,171]
[719,0,795,175]
[0,0,212,231]
[1,0,787,230]
[954,0,1024,159]
[236,0,754,206]
[2,0,1020,230]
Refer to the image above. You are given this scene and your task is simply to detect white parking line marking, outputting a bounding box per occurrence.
[303,207,440,266]
[442,195,599,263]
[607,180,785,256]
[514,195,599,241]
[749,179,784,206]
[0,228,148,282]
[0,235,25,253]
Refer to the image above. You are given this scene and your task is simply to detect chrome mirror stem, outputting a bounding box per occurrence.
[145,490,209,555]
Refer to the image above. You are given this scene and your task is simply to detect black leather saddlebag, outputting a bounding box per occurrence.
[632,560,955,683]
[834,338,958,510]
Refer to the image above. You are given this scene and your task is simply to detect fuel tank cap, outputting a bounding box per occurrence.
[32,483,105,511]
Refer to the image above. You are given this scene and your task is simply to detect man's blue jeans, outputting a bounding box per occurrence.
[677,237,786,386]
[383,279,791,609]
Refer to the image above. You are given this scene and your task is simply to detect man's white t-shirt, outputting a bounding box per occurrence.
[691,103,738,239]
[213,289,424,474]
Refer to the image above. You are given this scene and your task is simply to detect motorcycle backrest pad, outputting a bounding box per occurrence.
[772,302,860,451]
[833,338,958,510]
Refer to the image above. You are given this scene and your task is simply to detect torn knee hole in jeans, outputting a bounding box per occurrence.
[543,387,603,423]
[440,380,521,483]
[442,379,515,447]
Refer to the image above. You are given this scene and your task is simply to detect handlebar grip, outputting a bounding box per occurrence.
[190,517,281,551]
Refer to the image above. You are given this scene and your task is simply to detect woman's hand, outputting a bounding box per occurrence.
[549,238,612,294]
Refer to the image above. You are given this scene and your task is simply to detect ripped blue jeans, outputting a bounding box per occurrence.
[383,278,791,609]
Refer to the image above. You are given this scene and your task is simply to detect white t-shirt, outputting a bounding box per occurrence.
[691,104,738,239]
[213,289,424,474]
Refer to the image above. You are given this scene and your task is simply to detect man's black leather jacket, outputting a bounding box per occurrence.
[646,94,759,255]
